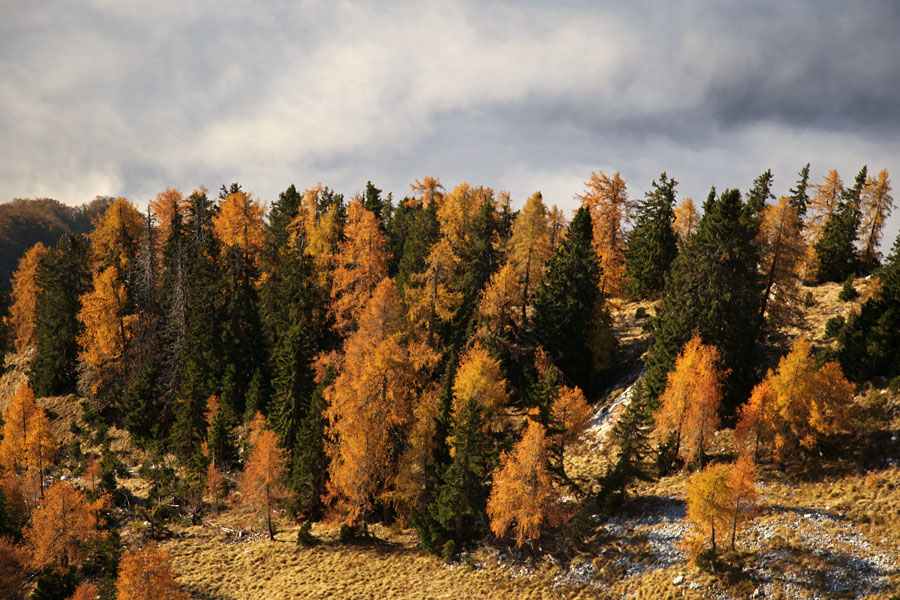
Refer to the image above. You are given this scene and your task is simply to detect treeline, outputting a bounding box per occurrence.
[0,165,898,592]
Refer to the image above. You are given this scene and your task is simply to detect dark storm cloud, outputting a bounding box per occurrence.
[1,0,898,246]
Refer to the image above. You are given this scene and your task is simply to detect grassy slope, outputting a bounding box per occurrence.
[3,277,899,599]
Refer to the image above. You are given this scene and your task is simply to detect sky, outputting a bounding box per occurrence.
[2,0,899,250]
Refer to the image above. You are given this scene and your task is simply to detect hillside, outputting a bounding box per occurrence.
[3,278,898,600]
[0,196,112,294]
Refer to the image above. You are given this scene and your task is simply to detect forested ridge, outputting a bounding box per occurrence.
[0,166,898,599]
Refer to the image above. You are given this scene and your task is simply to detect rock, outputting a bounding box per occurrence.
[752,587,763,598]
[672,574,684,585]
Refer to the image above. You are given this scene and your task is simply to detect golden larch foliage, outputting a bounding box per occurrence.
[212,189,265,255]
[654,335,725,467]
[0,384,39,474]
[551,385,592,447]
[760,337,855,461]
[88,198,144,272]
[476,261,524,340]
[239,425,289,540]
[487,420,562,547]
[726,455,758,550]
[802,170,844,281]
[9,242,48,353]
[77,266,134,395]
[116,545,189,600]
[452,342,510,427]
[547,204,567,250]
[508,192,552,321]
[757,196,807,328]
[0,537,26,600]
[405,238,463,339]
[329,198,391,334]
[673,197,699,242]
[23,481,97,572]
[326,279,439,526]
[25,407,57,498]
[437,182,494,248]
[859,169,893,268]
[67,582,99,600]
[408,176,445,208]
[579,171,632,296]
[149,187,189,247]
[683,463,732,564]
[204,460,227,515]
[390,388,440,517]
[734,378,774,461]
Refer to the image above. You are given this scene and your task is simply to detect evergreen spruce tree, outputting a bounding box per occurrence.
[598,380,655,509]
[207,402,237,470]
[121,358,162,445]
[839,230,900,382]
[623,173,678,298]
[30,234,91,396]
[533,205,609,392]
[644,187,763,412]
[289,366,333,518]
[789,163,811,220]
[390,199,439,289]
[815,166,867,283]
[270,324,316,455]
[430,397,495,551]
[362,180,384,224]
[263,184,303,270]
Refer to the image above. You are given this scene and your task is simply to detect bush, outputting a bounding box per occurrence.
[634,307,648,320]
[889,376,900,396]
[804,291,816,307]
[338,523,356,543]
[440,539,457,562]
[296,521,317,546]
[824,316,845,339]
[839,276,859,301]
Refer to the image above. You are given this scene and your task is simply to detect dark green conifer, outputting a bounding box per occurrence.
[30,234,91,396]
[623,173,678,298]
[815,166,867,283]
[533,205,608,392]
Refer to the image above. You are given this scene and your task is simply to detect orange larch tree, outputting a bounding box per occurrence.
[23,480,97,572]
[405,238,463,341]
[757,196,807,327]
[0,384,39,474]
[116,545,189,600]
[745,337,855,462]
[475,261,524,342]
[326,279,439,527]
[508,192,552,321]
[149,187,190,248]
[673,197,699,242]
[0,536,26,600]
[734,378,774,461]
[579,171,632,296]
[9,242,48,353]
[486,420,562,547]
[683,462,732,566]
[67,582,99,600]
[88,197,144,272]
[212,188,266,257]
[451,342,510,428]
[25,407,57,498]
[329,197,391,334]
[437,182,494,249]
[859,169,893,270]
[654,335,726,467]
[204,459,227,516]
[77,266,135,399]
[239,425,288,540]
[802,170,844,281]
[726,455,759,550]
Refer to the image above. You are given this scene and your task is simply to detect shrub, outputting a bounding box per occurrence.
[824,316,845,339]
[839,276,858,301]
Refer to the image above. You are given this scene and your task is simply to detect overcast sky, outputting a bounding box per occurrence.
[2,1,899,250]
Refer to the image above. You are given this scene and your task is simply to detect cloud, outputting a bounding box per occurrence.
[1,0,898,247]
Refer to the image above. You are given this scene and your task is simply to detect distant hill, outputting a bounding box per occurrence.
[0,196,113,293]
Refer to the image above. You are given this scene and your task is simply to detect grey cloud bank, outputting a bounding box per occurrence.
[2,0,899,249]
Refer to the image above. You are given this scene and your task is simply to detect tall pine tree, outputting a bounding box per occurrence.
[815,166,867,283]
[30,234,91,396]
[623,173,678,298]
